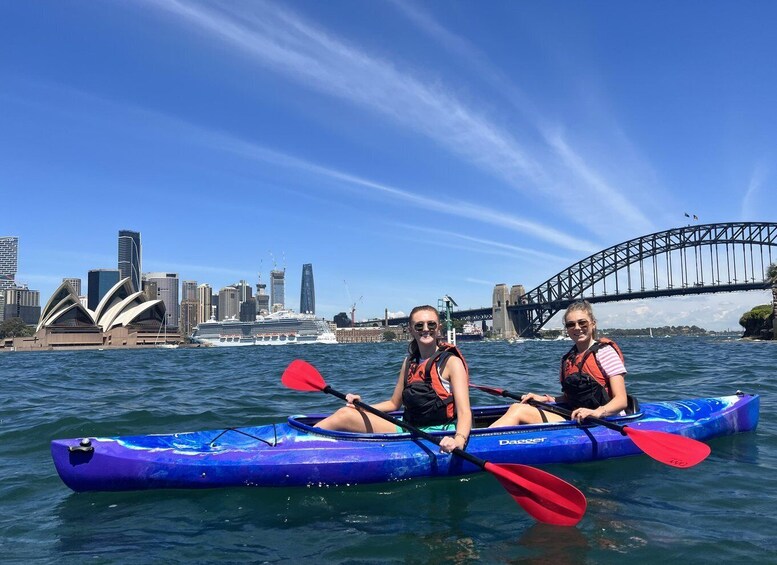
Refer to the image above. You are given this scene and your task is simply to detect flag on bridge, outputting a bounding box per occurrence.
[693,214,698,220]
[684,212,690,218]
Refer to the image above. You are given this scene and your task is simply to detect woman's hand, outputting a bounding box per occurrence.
[439,433,467,453]
[344,393,361,407]
[570,406,605,422]
[520,393,551,404]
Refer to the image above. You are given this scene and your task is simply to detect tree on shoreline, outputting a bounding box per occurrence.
[0,318,34,339]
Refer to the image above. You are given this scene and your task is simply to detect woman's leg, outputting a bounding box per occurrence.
[489,403,566,428]
[315,406,397,433]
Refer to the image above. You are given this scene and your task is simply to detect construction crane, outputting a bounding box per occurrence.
[343,280,363,328]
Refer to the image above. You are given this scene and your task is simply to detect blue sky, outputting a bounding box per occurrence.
[2,1,774,330]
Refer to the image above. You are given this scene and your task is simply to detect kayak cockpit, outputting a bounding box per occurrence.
[286,404,645,441]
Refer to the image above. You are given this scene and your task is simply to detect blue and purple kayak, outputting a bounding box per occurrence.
[51,392,759,492]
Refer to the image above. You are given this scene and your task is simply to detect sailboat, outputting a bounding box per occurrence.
[649,327,654,338]
[155,318,178,349]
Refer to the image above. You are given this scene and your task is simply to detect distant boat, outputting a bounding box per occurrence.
[649,328,654,338]
[456,321,484,342]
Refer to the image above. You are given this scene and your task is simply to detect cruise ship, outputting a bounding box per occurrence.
[191,310,338,347]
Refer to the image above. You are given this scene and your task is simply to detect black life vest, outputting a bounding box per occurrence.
[401,343,467,427]
[559,338,624,410]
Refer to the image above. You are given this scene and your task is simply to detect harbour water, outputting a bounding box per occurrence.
[2,337,775,564]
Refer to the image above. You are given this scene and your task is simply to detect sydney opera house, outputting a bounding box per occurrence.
[4,278,179,351]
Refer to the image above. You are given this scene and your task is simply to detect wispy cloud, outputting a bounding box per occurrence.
[741,163,768,219]
[389,0,657,236]
[211,130,598,252]
[147,1,549,192]
[395,223,573,262]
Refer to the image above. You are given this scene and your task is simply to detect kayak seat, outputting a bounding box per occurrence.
[626,395,640,415]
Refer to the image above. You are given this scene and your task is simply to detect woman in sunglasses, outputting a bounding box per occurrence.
[316,305,472,453]
[489,300,628,427]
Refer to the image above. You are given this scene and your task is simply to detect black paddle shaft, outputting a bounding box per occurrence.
[322,385,486,469]
[490,388,629,436]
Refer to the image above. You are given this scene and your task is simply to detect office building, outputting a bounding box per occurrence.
[118,230,142,292]
[239,298,257,322]
[0,236,19,321]
[179,299,199,338]
[88,269,120,311]
[144,272,179,328]
[299,263,315,315]
[3,285,40,325]
[181,280,198,301]
[62,277,81,296]
[218,286,239,320]
[197,283,212,323]
[270,268,285,312]
[255,276,269,315]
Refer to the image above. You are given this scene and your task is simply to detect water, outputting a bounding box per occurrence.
[2,337,775,564]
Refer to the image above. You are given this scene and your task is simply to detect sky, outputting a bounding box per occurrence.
[1,0,775,331]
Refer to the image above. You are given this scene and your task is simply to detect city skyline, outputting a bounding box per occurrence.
[2,2,775,330]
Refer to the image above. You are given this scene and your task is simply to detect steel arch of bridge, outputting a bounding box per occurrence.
[512,222,777,337]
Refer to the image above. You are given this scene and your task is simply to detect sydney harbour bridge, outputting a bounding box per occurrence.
[366,222,777,338]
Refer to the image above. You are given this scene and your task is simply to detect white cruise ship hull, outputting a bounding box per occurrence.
[190,311,338,347]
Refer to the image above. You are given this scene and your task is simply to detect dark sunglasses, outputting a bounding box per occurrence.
[565,319,590,330]
[413,321,438,332]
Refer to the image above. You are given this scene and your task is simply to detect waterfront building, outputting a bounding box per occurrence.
[62,278,81,296]
[300,263,315,315]
[180,299,199,338]
[0,236,19,321]
[197,283,212,323]
[181,280,198,301]
[3,285,40,325]
[118,230,142,292]
[255,277,269,315]
[270,268,285,313]
[239,297,257,322]
[88,269,120,311]
[144,272,180,329]
[1,278,173,351]
[218,286,239,320]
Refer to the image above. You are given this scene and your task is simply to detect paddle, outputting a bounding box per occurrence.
[470,383,711,468]
[282,359,586,526]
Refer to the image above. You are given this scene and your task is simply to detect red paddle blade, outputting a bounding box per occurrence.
[485,462,586,526]
[624,428,711,468]
[281,360,326,392]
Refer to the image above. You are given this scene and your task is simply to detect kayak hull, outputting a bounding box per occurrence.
[51,393,759,492]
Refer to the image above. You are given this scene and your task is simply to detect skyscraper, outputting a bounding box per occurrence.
[255,276,269,315]
[300,263,315,315]
[197,283,212,323]
[270,268,285,312]
[218,286,239,320]
[144,272,179,328]
[0,236,19,321]
[181,280,198,301]
[62,277,82,296]
[118,230,141,292]
[88,269,120,311]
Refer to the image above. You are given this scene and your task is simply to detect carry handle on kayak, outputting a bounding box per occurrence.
[470,383,710,468]
[282,359,587,526]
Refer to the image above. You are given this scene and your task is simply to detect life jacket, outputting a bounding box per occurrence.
[559,338,624,410]
[401,343,468,427]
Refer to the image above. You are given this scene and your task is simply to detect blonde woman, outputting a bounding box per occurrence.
[490,300,628,427]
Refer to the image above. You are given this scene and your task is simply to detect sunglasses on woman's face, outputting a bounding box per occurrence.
[565,319,590,330]
[413,321,438,332]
